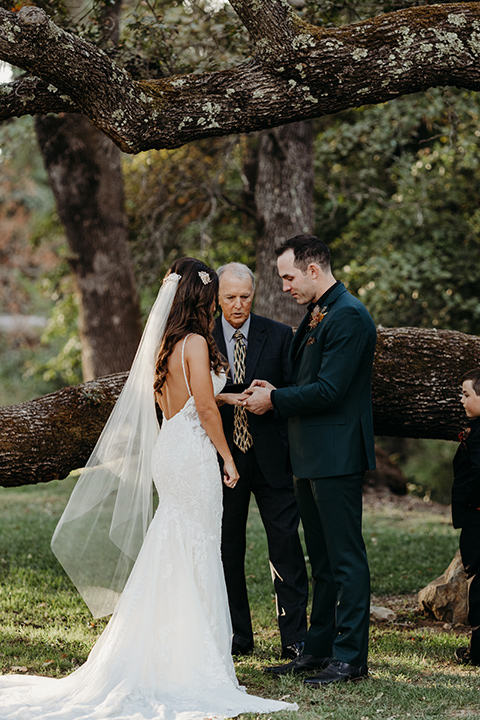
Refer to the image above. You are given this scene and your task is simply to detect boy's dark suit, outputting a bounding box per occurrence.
[213,313,308,654]
[452,416,480,663]
[272,282,376,666]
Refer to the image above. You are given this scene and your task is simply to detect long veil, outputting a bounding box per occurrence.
[51,273,181,618]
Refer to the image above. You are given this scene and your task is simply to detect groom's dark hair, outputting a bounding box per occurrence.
[275,234,331,272]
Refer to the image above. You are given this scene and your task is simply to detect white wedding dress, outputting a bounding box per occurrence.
[0,355,297,720]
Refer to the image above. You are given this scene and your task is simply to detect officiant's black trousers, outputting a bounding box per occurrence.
[221,446,308,651]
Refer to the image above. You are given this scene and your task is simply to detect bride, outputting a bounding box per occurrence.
[0,257,297,720]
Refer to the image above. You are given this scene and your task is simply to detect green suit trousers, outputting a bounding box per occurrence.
[294,472,370,666]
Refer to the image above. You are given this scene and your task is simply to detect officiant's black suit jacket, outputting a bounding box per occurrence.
[213,313,293,488]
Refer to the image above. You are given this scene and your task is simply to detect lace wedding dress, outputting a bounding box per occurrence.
[0,356,297,720]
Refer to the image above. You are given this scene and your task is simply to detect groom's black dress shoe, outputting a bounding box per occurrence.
[304,659,368,687]
[264,653,331,675]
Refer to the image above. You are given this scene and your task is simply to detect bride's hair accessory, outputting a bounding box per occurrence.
[198,270,212,285]
[164,272,182,285]
[51,272,182,619]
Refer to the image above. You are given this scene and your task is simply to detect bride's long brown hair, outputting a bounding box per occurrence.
[153,257,226,393]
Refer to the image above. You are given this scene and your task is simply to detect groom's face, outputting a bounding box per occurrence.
[277,249,317,305]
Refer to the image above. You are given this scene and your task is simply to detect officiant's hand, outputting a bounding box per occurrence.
[242,379,276,415]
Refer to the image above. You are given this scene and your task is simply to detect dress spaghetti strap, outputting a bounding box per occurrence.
[181,334,192,397]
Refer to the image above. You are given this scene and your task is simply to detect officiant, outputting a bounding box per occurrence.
[213,262,308,660]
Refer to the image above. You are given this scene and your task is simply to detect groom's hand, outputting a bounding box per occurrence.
[242,380,276,415]
[248,379,275,392]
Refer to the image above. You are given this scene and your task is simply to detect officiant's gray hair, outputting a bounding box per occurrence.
[217,262,255,292]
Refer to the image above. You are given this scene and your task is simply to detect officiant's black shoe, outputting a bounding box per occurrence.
[281,641,305,660]
[264,653,331,675]
[304,659,368,687]
[231,641,253,656]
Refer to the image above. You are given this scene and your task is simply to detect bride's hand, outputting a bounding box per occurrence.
[216,393,244,406]
[223,458,239,489]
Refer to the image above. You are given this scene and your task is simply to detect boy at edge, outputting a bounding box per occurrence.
[452,368,480,666]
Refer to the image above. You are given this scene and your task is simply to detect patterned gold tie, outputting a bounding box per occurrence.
[233,330,253,453]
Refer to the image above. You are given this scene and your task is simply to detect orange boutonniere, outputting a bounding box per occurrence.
[307,304,328,332]
[307,337,316,345]
[459,427,471,450]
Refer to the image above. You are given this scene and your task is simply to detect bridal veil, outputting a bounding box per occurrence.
[51,273,181,618]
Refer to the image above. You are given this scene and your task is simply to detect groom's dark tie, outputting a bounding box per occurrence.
[233,329,253,453]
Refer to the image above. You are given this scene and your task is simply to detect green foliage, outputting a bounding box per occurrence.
[26,270,83,387]
[0,117,82,399]
[124,135,256,299]
[313,88,480,334]
[117,0,247,78]
[398,439,457,505]
[0,337,61,406]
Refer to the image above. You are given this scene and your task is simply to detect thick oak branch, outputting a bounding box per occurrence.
[1,3,480,152]
[0,373,127,487]
[372,326,479,439]
[0,75,78,117]
[0,326,478,488]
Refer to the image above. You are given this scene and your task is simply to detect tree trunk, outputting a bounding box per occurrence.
[254,121,314,327]
[35,113,142,379]
[0,325,477,488]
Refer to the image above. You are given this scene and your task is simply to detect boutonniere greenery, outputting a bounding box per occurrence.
[307,304,328,332]
[459,427,471,450]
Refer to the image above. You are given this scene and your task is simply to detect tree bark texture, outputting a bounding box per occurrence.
[1,325,478,488]
[254,121,314,328]
[372,326,479,439]
[2,3,480,152]
[0,373,127,487]
[35,113,142,380]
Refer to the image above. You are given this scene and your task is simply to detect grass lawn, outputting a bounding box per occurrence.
[0,479,479,719]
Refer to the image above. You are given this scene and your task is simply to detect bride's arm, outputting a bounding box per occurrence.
[185,334,239,487]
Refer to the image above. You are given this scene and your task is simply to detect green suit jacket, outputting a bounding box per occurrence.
[272,283,377,479]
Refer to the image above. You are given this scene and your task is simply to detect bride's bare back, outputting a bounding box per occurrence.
[155,337,193,421]
[155,333,239,488]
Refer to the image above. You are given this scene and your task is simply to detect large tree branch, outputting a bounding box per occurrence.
[0,373,127,488]
[0,326,477,488]
[0,75,78,116]
[1,3,480,152]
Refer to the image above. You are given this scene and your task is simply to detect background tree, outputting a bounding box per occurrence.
[32,0,143,380]
[253,121,314,326]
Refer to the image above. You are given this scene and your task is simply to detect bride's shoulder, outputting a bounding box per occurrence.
[182,333,208,357]
[183,332,207,346]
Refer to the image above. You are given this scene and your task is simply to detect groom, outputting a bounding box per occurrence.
[244,235,377,687]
